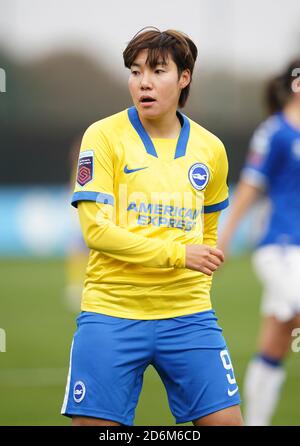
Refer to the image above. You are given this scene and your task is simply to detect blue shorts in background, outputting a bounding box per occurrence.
[61,310,240,425]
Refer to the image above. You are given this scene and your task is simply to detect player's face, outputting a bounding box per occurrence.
[128,49,190,119]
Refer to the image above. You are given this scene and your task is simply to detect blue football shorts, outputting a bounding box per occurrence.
[61,310,240,425]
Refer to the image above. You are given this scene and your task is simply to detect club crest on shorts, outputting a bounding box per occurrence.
[77,150,94,186]
[188,163,210,190]
[73,381,86,403]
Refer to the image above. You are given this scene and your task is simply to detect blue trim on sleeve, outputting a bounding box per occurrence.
[71,191,114,208]
[127,106,190,159]
[203,198,229,213]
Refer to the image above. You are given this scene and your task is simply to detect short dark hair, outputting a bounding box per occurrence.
[123,27,198,108]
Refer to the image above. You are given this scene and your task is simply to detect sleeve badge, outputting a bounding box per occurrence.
[77,150,94,186]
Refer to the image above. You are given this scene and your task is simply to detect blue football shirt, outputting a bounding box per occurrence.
[242,112,300,246]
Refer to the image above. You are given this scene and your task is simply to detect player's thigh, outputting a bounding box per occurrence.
[193,405,243,426]
[154,311,241,423]
[62,312,152,425]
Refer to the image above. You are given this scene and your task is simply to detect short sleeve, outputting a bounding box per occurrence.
[204,141,229,213]
[71,123,114,208]
[241,119,284,188]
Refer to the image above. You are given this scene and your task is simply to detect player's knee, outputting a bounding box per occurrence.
[222,410,244,426]
[72,416,121,426]
[193,406,244,426]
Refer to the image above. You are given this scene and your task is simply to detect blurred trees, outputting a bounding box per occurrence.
[0,50,267,184]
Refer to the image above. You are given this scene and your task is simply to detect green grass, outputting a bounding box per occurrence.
[0,256,298,425]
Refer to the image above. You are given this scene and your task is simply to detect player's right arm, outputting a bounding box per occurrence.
[78,198,224,274]
[73,122,186,269]
[77,200,185,269]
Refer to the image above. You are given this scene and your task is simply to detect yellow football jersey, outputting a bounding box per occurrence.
[72,107,229,319]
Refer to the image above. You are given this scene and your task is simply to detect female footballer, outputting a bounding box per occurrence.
[62,27,243,426]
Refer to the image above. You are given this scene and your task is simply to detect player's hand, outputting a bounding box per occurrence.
[185,244,225,276]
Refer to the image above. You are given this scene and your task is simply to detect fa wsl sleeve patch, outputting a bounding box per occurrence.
[77,150,94,186]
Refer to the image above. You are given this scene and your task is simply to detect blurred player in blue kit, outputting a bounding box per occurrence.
[61,28,243,426]
[219,59,300,425]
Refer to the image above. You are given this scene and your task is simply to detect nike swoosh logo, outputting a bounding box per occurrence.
[228,387,239,397]
[124,165,149,174]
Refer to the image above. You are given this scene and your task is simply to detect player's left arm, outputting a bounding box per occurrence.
[202,140,229,254]
[203,211,221,247]
[204,139,229,215]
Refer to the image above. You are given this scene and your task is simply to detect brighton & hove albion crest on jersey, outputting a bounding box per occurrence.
[188,163,210,191]
[77,150,94,186]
